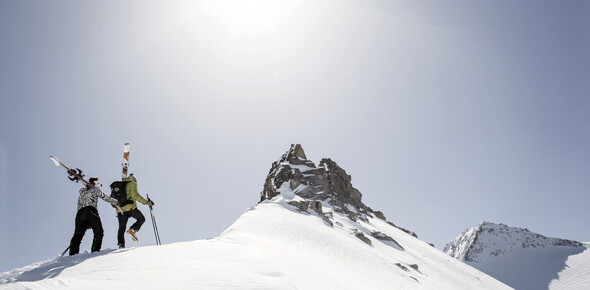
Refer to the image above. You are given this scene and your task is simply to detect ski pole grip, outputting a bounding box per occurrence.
[147,194,155,205]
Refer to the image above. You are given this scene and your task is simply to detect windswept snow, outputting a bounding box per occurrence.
[1,199,510,289]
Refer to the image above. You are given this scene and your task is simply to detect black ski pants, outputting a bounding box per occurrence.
[117,208,145,247]
[69,206,104,255]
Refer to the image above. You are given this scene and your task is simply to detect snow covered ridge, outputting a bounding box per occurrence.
[260,144,418,241]
[444,221,583,263]
[0,200,511,289]
[444,221,588,290]
[0,144,512,289]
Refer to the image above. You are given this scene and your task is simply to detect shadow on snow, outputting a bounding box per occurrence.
[1,248,135,283]
[484,245,586,290]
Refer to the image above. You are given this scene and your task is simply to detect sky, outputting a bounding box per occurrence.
[1,0,589,273]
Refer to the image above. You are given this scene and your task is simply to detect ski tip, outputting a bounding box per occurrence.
[124,143,130,152]
[49,156,60,166]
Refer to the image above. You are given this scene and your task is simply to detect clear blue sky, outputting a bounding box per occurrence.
[1,0,589,273]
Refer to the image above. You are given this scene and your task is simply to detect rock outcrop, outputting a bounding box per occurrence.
[260,144,417,238]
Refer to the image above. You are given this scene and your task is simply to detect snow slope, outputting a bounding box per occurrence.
[0,199,510,289]
[444,222,588,290]
[549,243,590,289]
[1,144,510,289]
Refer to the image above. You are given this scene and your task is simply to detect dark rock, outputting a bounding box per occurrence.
[289,178,301,190]
[395,263,409,271]
[371,231,404,250]
[260,145,313,202]
[320,158,363,203]
[355,232,372,245]
[387,221,419,239]
[358,215,369,223]
[310,201,323,214]
[287,201,310,213]
[322,216,334,227]
[374,211,386,220]
[260,144,322,202]
[286,144,315,167]
[371,231,394,241]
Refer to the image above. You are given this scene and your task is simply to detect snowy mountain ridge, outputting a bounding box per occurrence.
[444,221,583,263]
[0,144,511,289]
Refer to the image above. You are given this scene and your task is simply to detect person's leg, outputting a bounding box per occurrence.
[117,212,131,248]
[89,208,104,252]
[129,209,146,232]
[69,208,88,255]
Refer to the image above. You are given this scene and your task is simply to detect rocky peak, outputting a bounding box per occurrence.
[260,144,418,238]
[286,144,310,164]
[260,144,321,202]
[444,221,583,263]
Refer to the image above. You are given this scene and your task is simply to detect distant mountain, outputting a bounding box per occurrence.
[0,145,510,289]
[444,221,589,290]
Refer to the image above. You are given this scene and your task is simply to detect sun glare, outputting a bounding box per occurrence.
[202,0,295,36]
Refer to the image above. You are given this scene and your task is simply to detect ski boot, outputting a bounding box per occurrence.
[127,228,139,242]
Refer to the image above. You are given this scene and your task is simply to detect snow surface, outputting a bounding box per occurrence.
[0,197,510,289]
[550,243,590,289]
[445,222,589,290]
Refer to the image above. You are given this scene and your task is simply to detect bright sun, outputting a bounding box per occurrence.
[201,0,296,36]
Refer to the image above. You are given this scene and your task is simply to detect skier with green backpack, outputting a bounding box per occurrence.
[110,173,153,248]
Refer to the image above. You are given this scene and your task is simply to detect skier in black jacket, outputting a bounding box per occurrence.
[69,177,119,255]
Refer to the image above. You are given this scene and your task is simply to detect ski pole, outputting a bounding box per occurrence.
[151,208,161,245]
[151,207,161,245]
[58,245,70,259]
[152,206,161,245]
[147,195,161,245]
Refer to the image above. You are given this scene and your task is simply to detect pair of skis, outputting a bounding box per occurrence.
[49,156,124,214]
[49,142,130,186]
